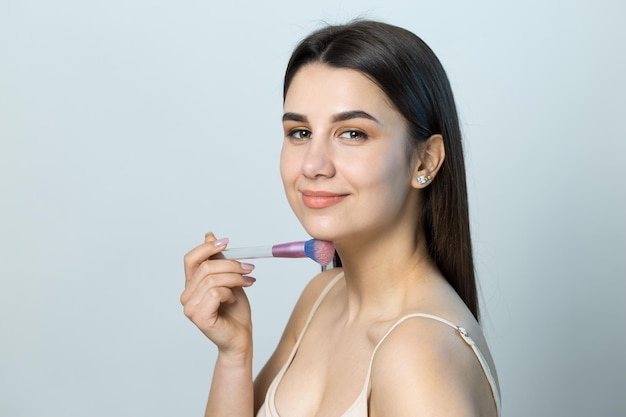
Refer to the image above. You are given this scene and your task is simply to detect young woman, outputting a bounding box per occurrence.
[182,20,500,417]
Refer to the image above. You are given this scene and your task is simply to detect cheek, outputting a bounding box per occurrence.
[353,151,412,206]
[279,146,290,183]
[279,146,298,192]
[355,148,410,186]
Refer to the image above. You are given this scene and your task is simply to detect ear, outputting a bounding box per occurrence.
[411,134,445,189]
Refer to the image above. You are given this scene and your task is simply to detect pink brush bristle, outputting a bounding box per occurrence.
[304,239,335,265]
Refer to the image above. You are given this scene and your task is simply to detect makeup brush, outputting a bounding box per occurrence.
[222,239,335,265]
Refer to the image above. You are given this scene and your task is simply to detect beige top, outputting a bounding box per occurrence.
[257,272,501,417]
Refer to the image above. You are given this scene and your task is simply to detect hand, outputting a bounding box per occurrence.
[181,232,256,357]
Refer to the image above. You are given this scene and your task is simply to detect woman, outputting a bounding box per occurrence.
[182,20,500,417]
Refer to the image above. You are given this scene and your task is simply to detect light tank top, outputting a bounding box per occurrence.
[257,272,501,417]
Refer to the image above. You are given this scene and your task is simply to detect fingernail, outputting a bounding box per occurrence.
[213,238,229,247]
[241,263,255,272]
[243,276,256,284]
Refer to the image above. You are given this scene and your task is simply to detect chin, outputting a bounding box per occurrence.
[299,219,343,243]
[302,228,338,243]
[291,203,356,243]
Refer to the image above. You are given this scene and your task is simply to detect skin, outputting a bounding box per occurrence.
[182,63,499,417]
[181,233,256,417]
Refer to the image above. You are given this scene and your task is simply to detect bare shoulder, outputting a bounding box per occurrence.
[369,313,498,417]
[253,268,343,410]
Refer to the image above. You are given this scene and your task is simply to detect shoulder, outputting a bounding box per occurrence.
[369,314,496,417]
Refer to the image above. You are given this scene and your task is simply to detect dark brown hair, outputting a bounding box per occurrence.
[284,21,479,320]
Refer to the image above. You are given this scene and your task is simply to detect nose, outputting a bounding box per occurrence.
[301,136,335,179]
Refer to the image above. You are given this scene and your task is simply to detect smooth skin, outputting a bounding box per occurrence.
[181,233,256,417]
[182,63,499,417]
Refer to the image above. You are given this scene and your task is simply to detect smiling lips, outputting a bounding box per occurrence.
[301,190,348,209]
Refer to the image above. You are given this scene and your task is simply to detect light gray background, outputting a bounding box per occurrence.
[1,0,624,416]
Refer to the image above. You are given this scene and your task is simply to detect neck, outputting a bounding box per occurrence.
[333,228,442,321]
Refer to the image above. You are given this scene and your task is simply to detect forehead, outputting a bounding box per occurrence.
[284,63,397,117]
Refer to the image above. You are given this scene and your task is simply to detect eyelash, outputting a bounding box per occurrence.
[286,128,369,142]
[288,129,312,140]
[338,130,368,141]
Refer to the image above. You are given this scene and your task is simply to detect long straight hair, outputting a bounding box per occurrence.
[284,21,479,320]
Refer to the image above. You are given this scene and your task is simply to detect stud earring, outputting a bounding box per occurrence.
[416,175,432,185]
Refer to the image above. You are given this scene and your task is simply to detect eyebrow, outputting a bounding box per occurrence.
[282,110,381,124]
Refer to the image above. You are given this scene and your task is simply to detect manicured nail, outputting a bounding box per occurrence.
[241,263,255,272]
[213,238,229,247]
[243,276,256,284]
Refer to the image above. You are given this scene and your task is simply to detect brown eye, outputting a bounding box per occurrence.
[339,130,368,141]
[289,129,312,140]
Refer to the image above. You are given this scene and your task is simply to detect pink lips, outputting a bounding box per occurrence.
[301,190,348,209]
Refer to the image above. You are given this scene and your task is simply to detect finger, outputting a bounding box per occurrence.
[183,237,230,278]
[181,269,256,305]
[204,232,216,243]
[206,232,228,260]
[193,259,255,283]
[181,266,256,303]
[185,259,254,294]
[183,286,236,323]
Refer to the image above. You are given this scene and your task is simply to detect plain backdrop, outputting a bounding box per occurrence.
[1,0,625,416]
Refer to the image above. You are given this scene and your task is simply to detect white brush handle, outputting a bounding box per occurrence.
[222,245,273,260]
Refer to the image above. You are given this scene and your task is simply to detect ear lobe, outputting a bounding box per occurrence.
[411,134,445,188]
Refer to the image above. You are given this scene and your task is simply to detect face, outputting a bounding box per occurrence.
[280,63,419,245]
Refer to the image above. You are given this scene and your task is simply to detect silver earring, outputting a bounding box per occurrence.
[416,175,432,185]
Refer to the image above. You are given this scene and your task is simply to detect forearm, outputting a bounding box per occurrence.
[205,350,255,417]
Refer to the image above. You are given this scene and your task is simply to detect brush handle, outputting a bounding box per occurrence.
[271,241,306,258]
[221,241,308,260]
[221,245,274,260]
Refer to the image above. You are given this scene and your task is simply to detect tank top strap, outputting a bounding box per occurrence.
[302,272,344,336]
[283,271,345,369]
[361,313,501,416]
[262,271,346,417]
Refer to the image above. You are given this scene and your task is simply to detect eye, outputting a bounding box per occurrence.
[288,129,312,140]
[338,130,368,141]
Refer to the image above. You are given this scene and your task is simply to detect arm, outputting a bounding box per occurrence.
[182,233,340,417]
[181,233,256,417]
[205,349,254,417]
